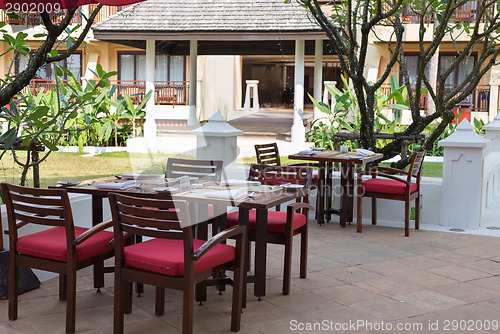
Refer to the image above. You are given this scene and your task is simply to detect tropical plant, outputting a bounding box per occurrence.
[118,90,152,138]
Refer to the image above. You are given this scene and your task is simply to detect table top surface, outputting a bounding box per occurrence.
[52,176,308,210]
[288,150,384,164]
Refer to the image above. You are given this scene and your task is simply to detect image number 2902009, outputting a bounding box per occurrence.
[6,2,61,14]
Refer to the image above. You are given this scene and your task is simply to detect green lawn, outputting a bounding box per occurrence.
[0,151,442,189]
[241,156,443,178]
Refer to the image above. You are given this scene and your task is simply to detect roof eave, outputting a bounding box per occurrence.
[92,30,329,41]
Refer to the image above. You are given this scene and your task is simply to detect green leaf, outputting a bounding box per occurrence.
[386,104,409,110]
[55,66,63,77]
[49,50,58,57]
[40,138,58,151]
[0,128,17,149]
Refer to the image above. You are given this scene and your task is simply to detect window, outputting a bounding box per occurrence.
[118,52,185,82]
[17,52,82,80]
[439,55,474,87]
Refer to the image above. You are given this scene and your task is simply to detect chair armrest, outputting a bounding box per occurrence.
[73,220,113,246]
[192,225,246,261]
[108,231,133,248]
[373,166,410,176]
[369,172,411,186]
[288,202,315,213]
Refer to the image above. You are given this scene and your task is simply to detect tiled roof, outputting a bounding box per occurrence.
[93,0,322,32]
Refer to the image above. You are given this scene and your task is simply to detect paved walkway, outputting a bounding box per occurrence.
[2,223,500,333]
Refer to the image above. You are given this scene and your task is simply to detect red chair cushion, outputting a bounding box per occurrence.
[226,210,307,233]
[17,226,113,262]
[124,239,235,276]
[362,178,418,195]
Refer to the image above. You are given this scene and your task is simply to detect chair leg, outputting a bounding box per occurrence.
[113,271,125,334]
[182,284,194,334]
[372,198,377,225]
[124,282,133,314]
[66,269,77,334]
[93,259,105,290]
[59,274,67,301]
[300,225,308,279]
[405,199,410,237]
[231,250,245,332]
[8,261,18,321]
[155,287,165,316]
[415,195,420,230]
[356,189,362,233]
[282,232,293,295]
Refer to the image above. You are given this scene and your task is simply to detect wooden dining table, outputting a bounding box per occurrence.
[53,176,309,301]
[288,150,384,226]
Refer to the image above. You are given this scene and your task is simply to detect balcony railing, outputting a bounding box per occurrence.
[380,84,489,112]
[401,0,483,23]
[25,79,190,106]
[1,9,82,25]
[155,81,189,106]
[1,5,129,26]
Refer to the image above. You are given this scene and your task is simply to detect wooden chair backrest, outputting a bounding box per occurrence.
[165,158,223,181]
[255,143,281,166]
[108,193,195,274]
[248,163,312,202]
[408,150,426,182]
[1,182,75,253]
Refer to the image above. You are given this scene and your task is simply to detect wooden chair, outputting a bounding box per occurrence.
[1,183,114,334]
[226,164,314,295]
[356,150,426,237]
[108,193,246,334]
[165,158,223,181]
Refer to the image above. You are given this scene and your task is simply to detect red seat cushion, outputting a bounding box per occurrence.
[226,210,307,233]
[124,239,235,276]
[362,178,418,195]
[17,226,113,262]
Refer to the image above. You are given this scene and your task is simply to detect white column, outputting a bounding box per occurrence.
[143,40,157,139]
[323,81,337,111]
[439,119,488,229]
[488,83,499,121]
[313,40,323,122]
[188,40,198,127]
[291,40,305,144]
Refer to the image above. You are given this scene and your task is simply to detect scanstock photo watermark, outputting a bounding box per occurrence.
[289,319,499,332]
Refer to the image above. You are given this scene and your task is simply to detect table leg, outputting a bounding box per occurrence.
[195,204,209,305]
[317,161,326,225]
[254,208,267,300]
[326,162,333,222]
[340,164,348,228]
[238,207,249,308]
[347,164,355,223]
[92,196,105,290]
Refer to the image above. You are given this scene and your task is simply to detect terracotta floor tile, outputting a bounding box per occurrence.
[427,264,493,282]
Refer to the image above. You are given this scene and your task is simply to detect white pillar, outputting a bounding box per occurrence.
[488,83,499,121]
[323,81,337,112]
[313,40,323,122]
[143,40,157,139]
[291,40,305,144]
[483,112,500,154]
[439,119,488,229]
[188,40,198,127]
[243,80,259,113]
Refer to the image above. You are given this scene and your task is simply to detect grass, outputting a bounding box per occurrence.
[0,151,442,190]
[0,151,190,189]
[241,156,443,178]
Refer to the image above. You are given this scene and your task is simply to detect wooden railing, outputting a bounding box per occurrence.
[401,0,483,23]
[1,5,130,26]
[25,79,190,106]
[380,84,489,112]
[89,5,130,24]
[155,81,189,105]
[109,80,146,104]
[1,9,82,25]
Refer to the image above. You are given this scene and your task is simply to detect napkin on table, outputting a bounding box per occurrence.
[203,188,248,200]
[94,180,140,190]
[356,148,375,156]
[221,179,261,187]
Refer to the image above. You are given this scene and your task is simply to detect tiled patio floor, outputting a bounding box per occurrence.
[2,222,500,333]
